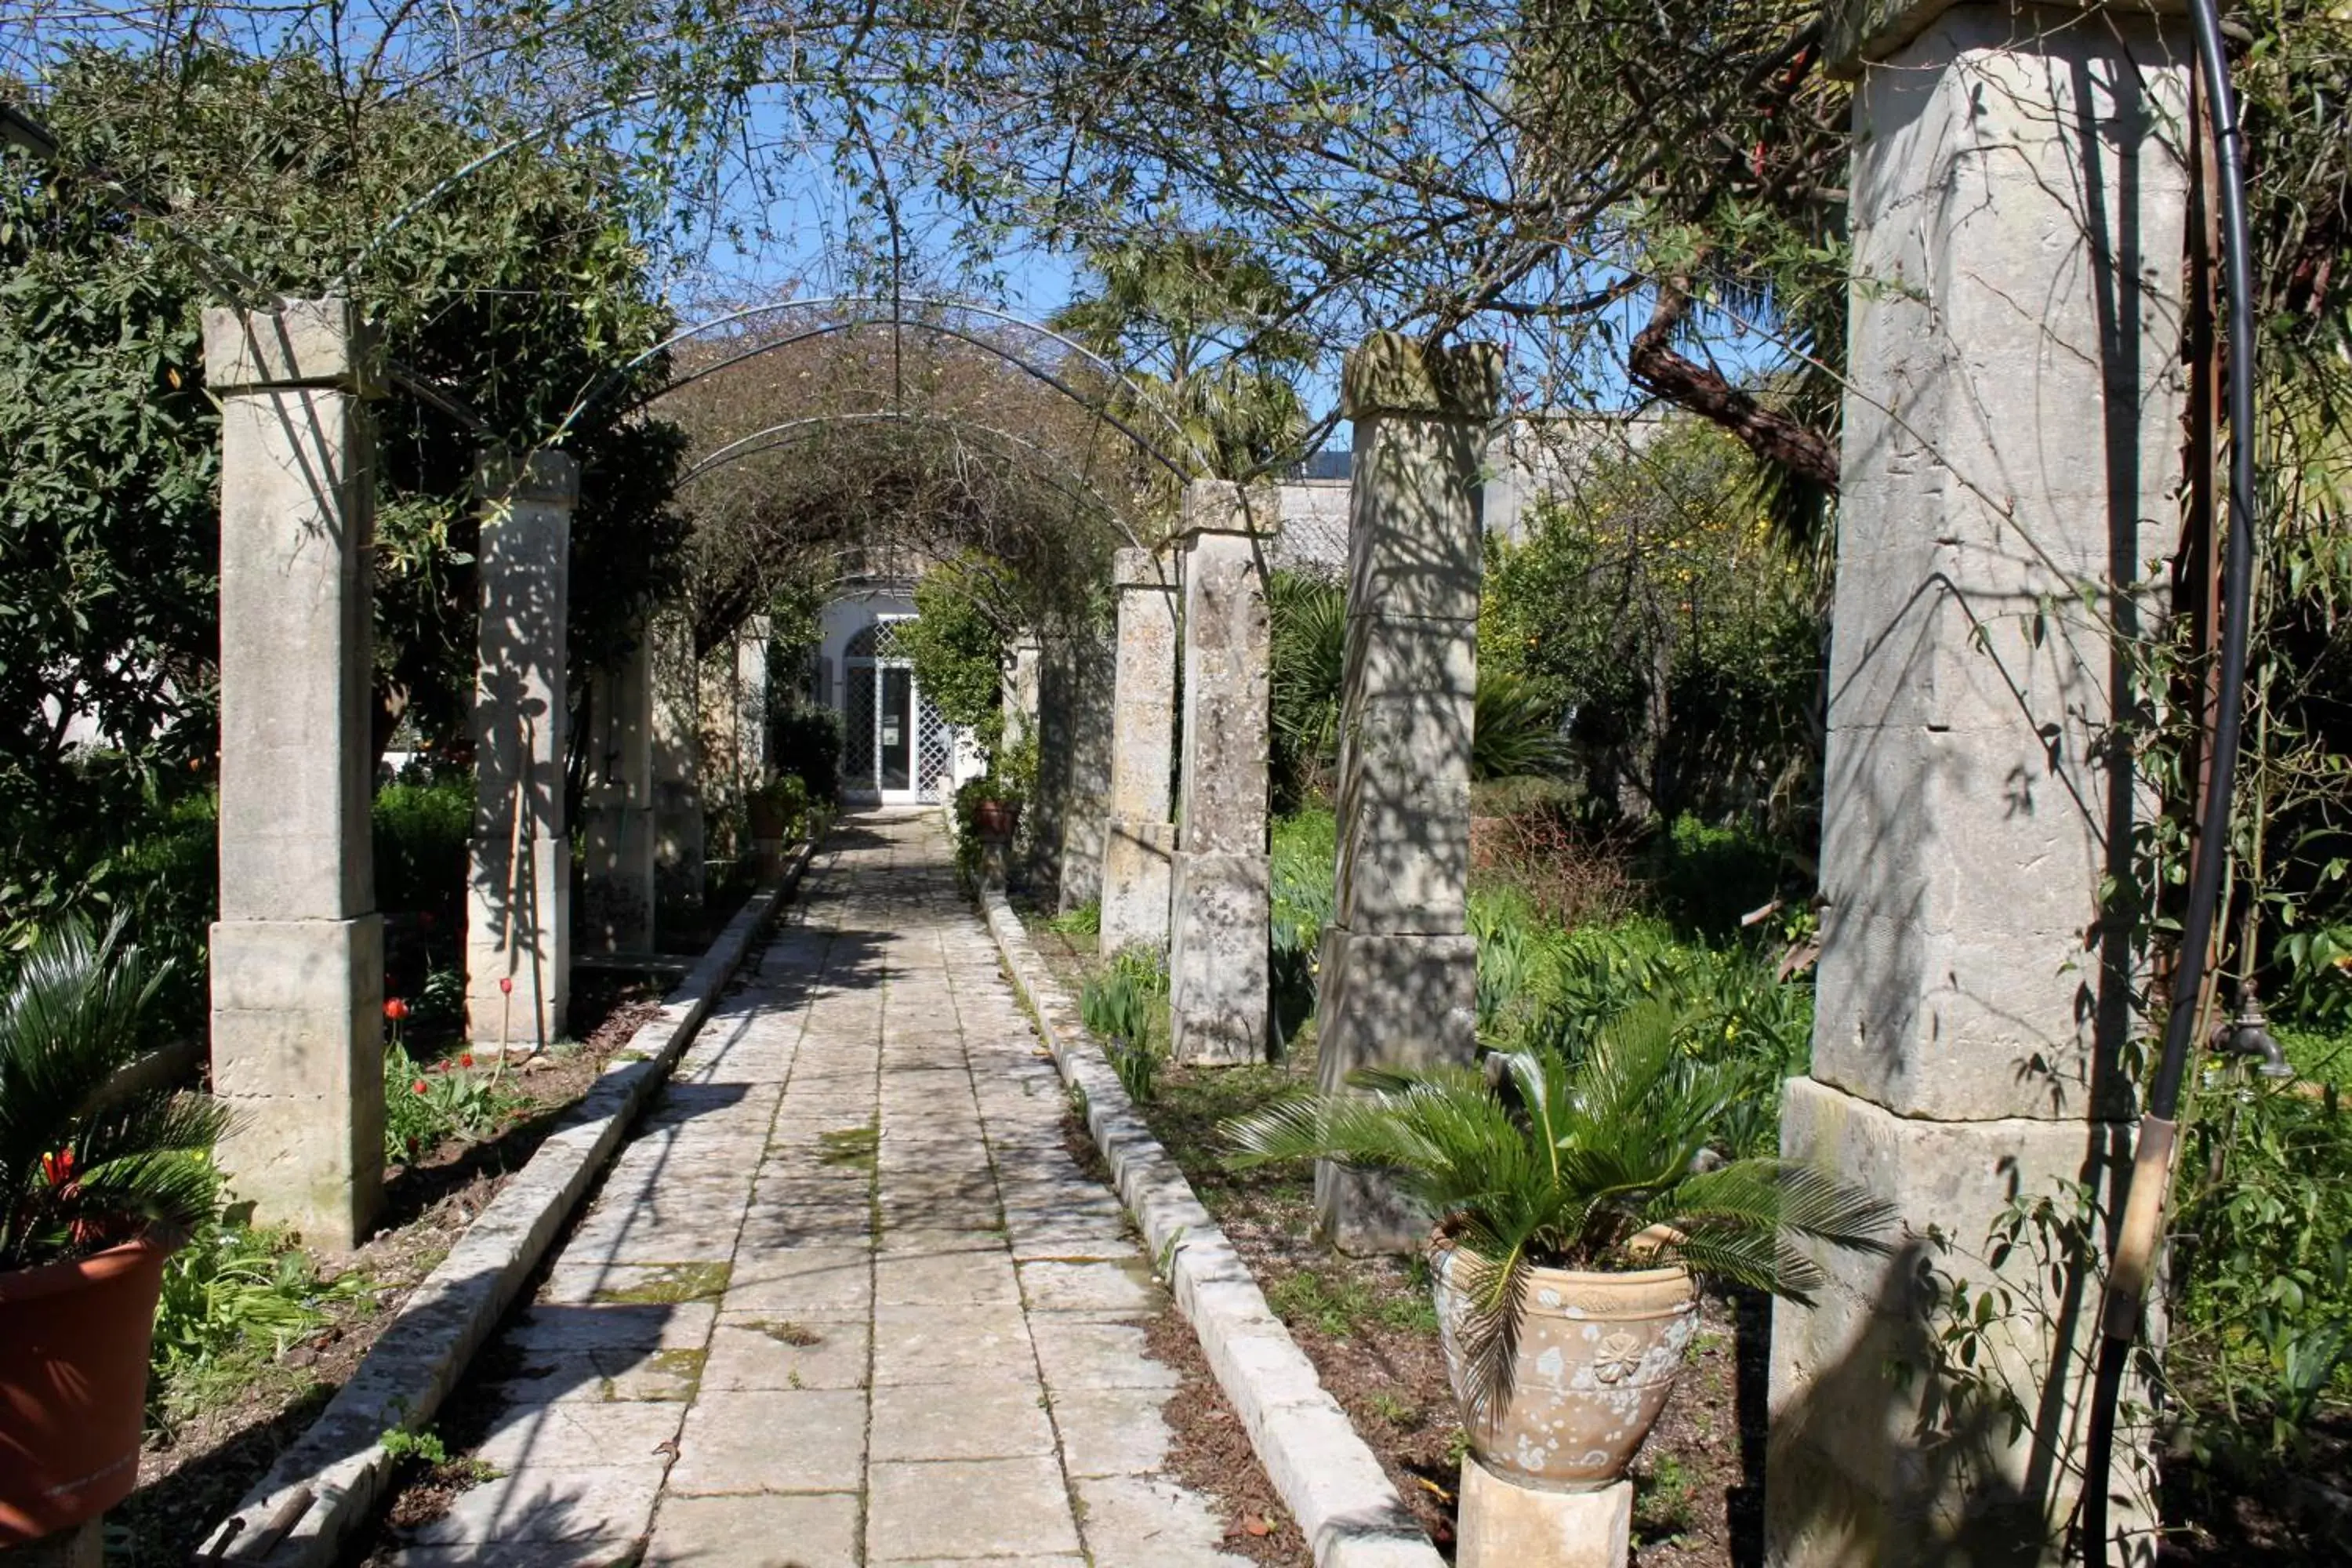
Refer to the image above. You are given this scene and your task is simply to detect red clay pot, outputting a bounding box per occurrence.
[0,1236,174,1544]
[972,799,1020,842]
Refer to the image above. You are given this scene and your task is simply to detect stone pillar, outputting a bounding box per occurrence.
[465,451,575,1051]
[1314,332,1498,1252]
[735,612,773,795]
[1101,549,1181,952]
[1167,482,1274,1064]
[1003,635,1044,759]
[581,633,656,953]
[651,612,706,922]
[1039,627,1115,911]
[204,297,385,1250]
[1768,6,2187,1563]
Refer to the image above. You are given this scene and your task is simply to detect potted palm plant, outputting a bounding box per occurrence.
[1225,1000,1892,1489]
[0,918,225,1545]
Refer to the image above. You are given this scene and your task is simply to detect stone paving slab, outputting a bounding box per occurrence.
[393,813,1250,1566]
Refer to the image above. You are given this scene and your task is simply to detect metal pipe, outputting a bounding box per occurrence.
[2078,0,2262,1555]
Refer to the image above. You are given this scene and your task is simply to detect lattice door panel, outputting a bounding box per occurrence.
[842,663,879,798]
[916,693,953,803]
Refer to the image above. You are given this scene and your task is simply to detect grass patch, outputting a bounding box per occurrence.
[818,1123,879,1169]
[590,1261,731,1305]
[1265,1265,1438,1338]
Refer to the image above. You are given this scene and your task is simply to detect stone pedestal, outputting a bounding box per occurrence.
[1167,484,1275,1065]
[582,632,656,953]
[1768,5,2188,1563]
[1101,548,1181,951]
[1316,332,1499,1251]
[1458,1461,1630,1568]
[466,451,575,1051]
[204,296,385,1250]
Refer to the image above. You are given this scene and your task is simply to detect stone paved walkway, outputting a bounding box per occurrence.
[396,811,1250,1566]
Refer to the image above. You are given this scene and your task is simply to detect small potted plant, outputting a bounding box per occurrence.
[961,775,1022,844]
[1224,1000,1891,1490]
[0,918,226,1545]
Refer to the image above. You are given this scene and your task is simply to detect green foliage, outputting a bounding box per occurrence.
[1472,667,1568,782]
[383,1042,521,1166]
[379,1427,452,1465]
[151,1212,372,1413]
[1047,901,1101,937]
[1643,813,1790,939]
[1267,571,1347,811]
[1479,420,1824,829]
[1265,1266,1436,1338]
[2170,1071,2352,1454]
[1223,1002,1893,1417]
[1051,230,1311,488]
[773,708,845,804]
[0,916,225,1269]
[1082,948,1167,1104]
[0,48,688,958]
[902,558,1012,754]
[372,776,474,924]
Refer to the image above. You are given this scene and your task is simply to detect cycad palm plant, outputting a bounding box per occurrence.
[0,917,226,1271]
[1225,1001,1891,1417]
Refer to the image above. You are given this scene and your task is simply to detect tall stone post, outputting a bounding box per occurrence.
[735,612,774,795]
[1038,627,1115,910]
[466,452,575,1052]
[204,297,385,1250]
[1315,332,1499,1253]
[581,633,657,953]
[651,612,706,923]
[1101,549,1181,952]
[1167,482,1274,1064]
[1003,635,1044,760]
[1768,5,2188,1563]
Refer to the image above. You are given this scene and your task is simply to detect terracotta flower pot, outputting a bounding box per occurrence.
[0,1236,176,1544]
[1433,1246,1699,1488]
[971,799,1020,842]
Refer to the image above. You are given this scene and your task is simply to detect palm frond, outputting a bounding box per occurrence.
[0,916,222,1267]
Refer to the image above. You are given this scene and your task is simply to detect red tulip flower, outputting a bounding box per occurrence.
[412,1079,430,1096]
[460,1053,476,1069]
[384,998,411,1022]
[499,977,514,996]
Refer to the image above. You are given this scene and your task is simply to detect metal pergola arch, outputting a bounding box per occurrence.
[554,295,1210,484]
[679,409,1145,551]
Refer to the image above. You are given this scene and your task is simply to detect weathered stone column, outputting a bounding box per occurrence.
[1003,634,1044,760]
[204,297,385,1249]
[581,633,656,953]
[651,612,706,921]
[1101,549,1181,952]
[1768,5,2187,1562]
[1167,481,1274,1064]
[1315,332,1498,1253]
[1038,626,1115,911]
[735,612,773,796]
[465,451,574,1051]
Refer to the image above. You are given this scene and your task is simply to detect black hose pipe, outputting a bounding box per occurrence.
[2078,0,2260,1559]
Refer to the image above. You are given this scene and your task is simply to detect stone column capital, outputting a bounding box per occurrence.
[1826,0,2185,76]
[1178,479,1280,540]
[1341,332,1502,423]
[474,448,580,507]
[202,296,382,396]
[1112,546,1178,590]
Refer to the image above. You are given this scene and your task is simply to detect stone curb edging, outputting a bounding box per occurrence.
[978,884,1446,1568]
[196,842,818,1566]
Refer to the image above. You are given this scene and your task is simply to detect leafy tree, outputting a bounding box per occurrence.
[1051,231,1312,490]
[1480,420,1822,829]
[898,553,1016,757]
[0,49,688,970]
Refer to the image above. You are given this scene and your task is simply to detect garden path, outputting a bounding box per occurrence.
[394,810,1248,1566]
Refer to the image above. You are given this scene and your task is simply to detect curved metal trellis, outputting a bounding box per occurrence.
[677,408,1144,549]
[554,295,1209,481]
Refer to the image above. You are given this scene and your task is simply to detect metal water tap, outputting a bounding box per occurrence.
[2212,982,2297,1080]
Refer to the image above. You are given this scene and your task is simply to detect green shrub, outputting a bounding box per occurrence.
[372,776,472,922]
[151,1212,371,1414]
[1643,812,1789,938]
[772,708,844,804]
